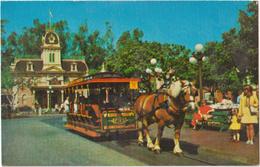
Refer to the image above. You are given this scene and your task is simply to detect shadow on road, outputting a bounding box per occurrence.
[40,116,200,154]
[39,116,213,165]
[160,138,199,154]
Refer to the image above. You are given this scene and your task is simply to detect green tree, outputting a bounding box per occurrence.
[53,20,70,55]
[238,1,258,82]
[71,22,89,57]
[17,19,70,57]
[202,1,258,93]
[102,21,115,57]
[107,29,194,92]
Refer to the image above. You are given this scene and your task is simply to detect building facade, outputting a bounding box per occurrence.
[10,30,88,110]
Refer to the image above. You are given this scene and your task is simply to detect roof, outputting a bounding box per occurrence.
[15,60,43,72]
[61,60,87,72]
[67,72,140,87]
[12,59,88,73]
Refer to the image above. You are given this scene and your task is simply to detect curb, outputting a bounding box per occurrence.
[2,113,65,120]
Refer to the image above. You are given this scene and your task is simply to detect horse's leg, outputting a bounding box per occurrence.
[135,96,145,146]
[143,119,154,150]
[153,120,164,153]
[173,128,183,154]
[137,118,144,146]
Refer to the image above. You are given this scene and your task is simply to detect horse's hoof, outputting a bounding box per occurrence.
[137,141,144,146]
[147,145,155,151]
[148,147,154,151]
[174,152,184,157]
[147,143,154,151]
[154,149,161,154]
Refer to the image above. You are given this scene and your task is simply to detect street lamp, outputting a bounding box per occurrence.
[145,58,164,91]
[48,85,54,111]
[189,43,207,102]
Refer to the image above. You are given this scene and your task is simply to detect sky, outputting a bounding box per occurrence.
[1,1,249,49]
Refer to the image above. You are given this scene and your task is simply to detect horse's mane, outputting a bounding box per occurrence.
[167,80,182,98]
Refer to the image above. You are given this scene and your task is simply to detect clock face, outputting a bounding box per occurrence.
[45,32,58,44]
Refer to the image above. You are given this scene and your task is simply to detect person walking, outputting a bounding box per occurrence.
[238,85,258,145]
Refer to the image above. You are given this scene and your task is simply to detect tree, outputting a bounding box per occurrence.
[102,21,115,57]
[107,29,193,91]
[1,19,8,50]
[15,19,70,57]
[200,2,258,93]
[53,20,70,55]
[238,1,258,82]
[71,22,89,57]
[1,20,17,91]
[2,77,38,112]
[116,28,143,49]
[18,19,46,56]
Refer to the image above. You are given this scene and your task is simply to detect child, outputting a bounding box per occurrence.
[229,109,241,142]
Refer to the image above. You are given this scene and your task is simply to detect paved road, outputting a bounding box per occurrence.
[2,115,243,166]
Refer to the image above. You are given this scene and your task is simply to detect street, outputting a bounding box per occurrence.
[1,115,249,165]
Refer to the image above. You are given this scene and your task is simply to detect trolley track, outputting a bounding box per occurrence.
[182,154,216,165]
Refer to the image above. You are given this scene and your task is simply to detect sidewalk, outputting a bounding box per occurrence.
[179,127,259,164]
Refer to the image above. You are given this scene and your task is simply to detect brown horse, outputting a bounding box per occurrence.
[134,80,196,154]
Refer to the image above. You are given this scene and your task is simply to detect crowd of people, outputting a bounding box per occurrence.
[190,84,259,145]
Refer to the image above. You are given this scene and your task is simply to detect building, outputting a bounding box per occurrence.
[10,29,88,110]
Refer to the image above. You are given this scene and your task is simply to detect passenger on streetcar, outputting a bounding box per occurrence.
[64,97,70,113]
[79,92,86,113]
[74,98,78,113]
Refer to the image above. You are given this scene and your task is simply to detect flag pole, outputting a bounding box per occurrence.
[49,9,53,30]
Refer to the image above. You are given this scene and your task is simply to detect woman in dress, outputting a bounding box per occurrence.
[238,85,258,145]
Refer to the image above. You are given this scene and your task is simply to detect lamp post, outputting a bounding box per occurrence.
[146,58,163,91]
[48,85,54,111]
[189,43,207,102]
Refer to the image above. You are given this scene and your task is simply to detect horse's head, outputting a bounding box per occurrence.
[166,80,197,112]
[180,80,197,111]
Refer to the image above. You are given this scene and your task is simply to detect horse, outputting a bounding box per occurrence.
[134,80,196,154]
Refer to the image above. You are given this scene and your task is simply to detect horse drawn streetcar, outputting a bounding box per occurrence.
[64,72,141,137]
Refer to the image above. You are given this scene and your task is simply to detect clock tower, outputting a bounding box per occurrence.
[41,30,62,70]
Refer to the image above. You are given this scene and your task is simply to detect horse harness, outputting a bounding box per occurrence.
[140,92,182,121]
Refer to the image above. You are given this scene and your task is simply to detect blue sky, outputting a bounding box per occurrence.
[1,1,248,49]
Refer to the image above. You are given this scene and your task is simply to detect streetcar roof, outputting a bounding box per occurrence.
[67,72,140,87]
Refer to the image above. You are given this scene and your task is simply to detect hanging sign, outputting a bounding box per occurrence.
[129,81,138,89]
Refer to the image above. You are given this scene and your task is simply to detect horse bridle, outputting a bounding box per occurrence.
[181,81,196,112]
